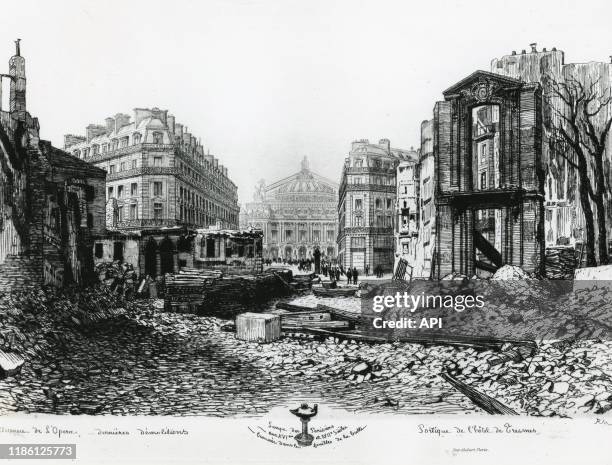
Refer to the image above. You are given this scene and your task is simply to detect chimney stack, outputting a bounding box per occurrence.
[167,114,175,134]
[114,113,131,132]
[86,124,107,143]
[105,117,115,134]
[530,42,537,53]
[64,134,86,149]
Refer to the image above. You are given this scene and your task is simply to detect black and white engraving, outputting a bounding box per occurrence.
[0,2,610,462]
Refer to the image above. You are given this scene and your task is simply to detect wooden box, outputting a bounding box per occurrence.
[235,312,281,343]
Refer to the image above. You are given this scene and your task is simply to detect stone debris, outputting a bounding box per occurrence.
[0,350,25,377]
[491,265,529,280]
[0,284,609,418]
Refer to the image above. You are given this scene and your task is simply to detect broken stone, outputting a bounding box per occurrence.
[351,361,371,375]
[0,350,25,378]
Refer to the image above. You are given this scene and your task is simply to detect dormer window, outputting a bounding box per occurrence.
[92,144,99,155]
[153,132,164,145]
[111,139,119,151]
[120,137,129,148]
[133,132,142,144]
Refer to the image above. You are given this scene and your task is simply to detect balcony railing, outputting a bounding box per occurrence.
[113,218,198,230]
[341,183,396,193]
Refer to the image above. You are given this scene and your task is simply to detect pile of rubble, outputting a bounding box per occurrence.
[447,339,612,417]
[95,262,139,298]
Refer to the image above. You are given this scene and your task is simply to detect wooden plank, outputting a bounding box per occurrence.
[440,371,518,415]
[316,304,367,323]
[282,321,350,330]
[276,302,316,312]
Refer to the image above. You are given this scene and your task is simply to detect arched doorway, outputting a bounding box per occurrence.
[298,246,307,259]
[269,247,278,260]
[284,246,292,260]
[159,236,175,275]
[177,235,191,253]
[327,246,335,258]
[144,237,158,277]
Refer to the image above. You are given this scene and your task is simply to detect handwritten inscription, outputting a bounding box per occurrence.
[249,421,366,448]
[418,423,537,436]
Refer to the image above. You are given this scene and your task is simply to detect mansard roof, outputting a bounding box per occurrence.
[443,70,524,96]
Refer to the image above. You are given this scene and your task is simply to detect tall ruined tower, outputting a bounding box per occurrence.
[9,39,26,125]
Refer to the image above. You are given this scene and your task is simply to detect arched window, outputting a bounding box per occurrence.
[92,144,100,155]
[133,132,142,144]
[73,150,81,158]
[111,139,119,151]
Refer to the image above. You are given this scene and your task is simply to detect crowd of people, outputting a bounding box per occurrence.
[320,261,361,285]
[263,256,387,282]
[263,257,314,272]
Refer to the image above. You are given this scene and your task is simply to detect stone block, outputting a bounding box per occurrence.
[235,312,281,343]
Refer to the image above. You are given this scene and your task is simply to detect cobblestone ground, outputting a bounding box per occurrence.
[0,298,480,416]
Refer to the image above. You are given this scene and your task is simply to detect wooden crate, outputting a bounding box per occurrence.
[235,312,281,343]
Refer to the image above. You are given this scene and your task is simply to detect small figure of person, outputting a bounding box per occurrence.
[365,264,369,276]
[352,266,358,285]
[346,267,353,284]
[335,267,341,282]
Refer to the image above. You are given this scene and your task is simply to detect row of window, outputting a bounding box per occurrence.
[349,175,395,186]
[178,161,232,198]
[178,160,232,193]
[179,185,235,223]
[107,181,163,199]
[73,132,165,159]
[353,197,393,210]
[350,158,393,169]
[108,158,139,174]
[351,215,393,227]
[269,229,335,242]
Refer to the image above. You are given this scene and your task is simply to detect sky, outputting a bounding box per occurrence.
[0,0,610,205]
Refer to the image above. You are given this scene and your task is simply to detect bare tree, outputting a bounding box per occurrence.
[544,74,612,266]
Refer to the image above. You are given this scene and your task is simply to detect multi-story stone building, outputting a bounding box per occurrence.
[337,139,413,273]
[240,157,338,260]
[0,41,106,290]
[490,44,612,259]
[64,108,239,232]
[394,148,420,276]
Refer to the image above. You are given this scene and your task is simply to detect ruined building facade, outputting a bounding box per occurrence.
[64,109,239,234]
[432,71,545,278]
[0,42,106,290]
[338,139,414,272]
[241,157,338,261]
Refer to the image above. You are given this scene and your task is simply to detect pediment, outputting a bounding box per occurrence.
[443,70,524,99]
